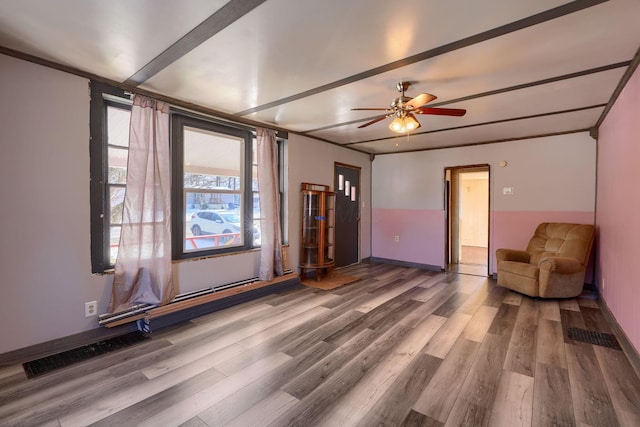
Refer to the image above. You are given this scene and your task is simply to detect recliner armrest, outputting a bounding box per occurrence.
[538,256,582,274]
[496,248,530,263]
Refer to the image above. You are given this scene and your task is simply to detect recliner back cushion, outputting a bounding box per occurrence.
[526,223,594,266]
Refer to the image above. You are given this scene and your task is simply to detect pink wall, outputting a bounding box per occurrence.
[372,208,445,267]
[373,208,594,275]
[372,133,596,276]
[597,64,640,353]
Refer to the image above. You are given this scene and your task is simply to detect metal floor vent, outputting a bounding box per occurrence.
[22,331,149,378]
[568,327,621,350]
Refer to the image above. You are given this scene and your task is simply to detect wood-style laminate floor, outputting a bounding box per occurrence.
[447,263,488,277]
[460,246,488,266]
[2,262,640,426]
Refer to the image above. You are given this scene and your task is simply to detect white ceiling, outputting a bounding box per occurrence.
[1,0,638,154]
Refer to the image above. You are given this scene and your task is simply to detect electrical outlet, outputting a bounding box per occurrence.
[394,235,400,242]
[85,301,97,317]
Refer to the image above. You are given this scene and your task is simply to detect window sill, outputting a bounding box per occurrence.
[96,244,290,275]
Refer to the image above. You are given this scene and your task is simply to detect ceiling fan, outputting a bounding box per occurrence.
[352,81,466,133]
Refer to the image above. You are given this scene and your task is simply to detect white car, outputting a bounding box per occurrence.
[190,210,241,236]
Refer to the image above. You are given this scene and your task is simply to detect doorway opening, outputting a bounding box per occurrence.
[445,165,490,276]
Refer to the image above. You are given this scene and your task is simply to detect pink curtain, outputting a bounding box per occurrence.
[256,128,284,281]
[108,96,176,313]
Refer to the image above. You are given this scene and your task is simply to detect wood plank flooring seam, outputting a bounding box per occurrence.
[315,315,447,425]
[271,323,414,427]
[196,341,334,426]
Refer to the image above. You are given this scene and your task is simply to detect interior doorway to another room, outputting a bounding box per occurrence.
[445,165,489,276]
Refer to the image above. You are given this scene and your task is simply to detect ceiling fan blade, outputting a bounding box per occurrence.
[357,115,388,128]
[416,107,466,117]
[351,108,389,111]
[406,93,437,109]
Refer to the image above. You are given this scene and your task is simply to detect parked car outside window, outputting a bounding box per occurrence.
[190,210,241,236]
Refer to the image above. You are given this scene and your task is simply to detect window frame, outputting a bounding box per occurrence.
[89,82,131,273]
[170,113,255,260]
[90,82,287,273]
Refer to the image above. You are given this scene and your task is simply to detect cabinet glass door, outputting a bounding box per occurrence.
[301,192,320,265]
[300,183,335,280]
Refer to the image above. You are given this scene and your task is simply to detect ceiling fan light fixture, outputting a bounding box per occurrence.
[389,114,421,133]
[353,81,464,132]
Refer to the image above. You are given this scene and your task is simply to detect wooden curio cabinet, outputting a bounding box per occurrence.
[300,183,336,281]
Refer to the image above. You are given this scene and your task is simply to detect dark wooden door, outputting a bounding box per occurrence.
[334,163,360,267]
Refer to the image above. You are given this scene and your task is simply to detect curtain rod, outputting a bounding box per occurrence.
[2,46,374,154]
[115,88,287,138]
[94,79,288,138]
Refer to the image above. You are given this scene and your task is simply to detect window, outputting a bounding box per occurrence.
[171,115,255,259]
[105,104,131,265]
[90,82,286,273]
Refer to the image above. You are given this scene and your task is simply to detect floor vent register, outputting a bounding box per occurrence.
[567,327,621,350]
[22,331,149,378]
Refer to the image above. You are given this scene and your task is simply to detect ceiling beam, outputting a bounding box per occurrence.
[236,0,608,116]
[427,61,629,109]
[125,0,268,85]
[345,104,606,146]
[595,44,640,128]
[304,61,629,134]
[372,129,592,155]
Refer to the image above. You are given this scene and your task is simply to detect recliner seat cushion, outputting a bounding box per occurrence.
[497,260,540,297]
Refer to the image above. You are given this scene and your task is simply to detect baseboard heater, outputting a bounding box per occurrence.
[98,270,299,332]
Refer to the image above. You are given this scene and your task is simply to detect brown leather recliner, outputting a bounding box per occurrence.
[496,223,595,298]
